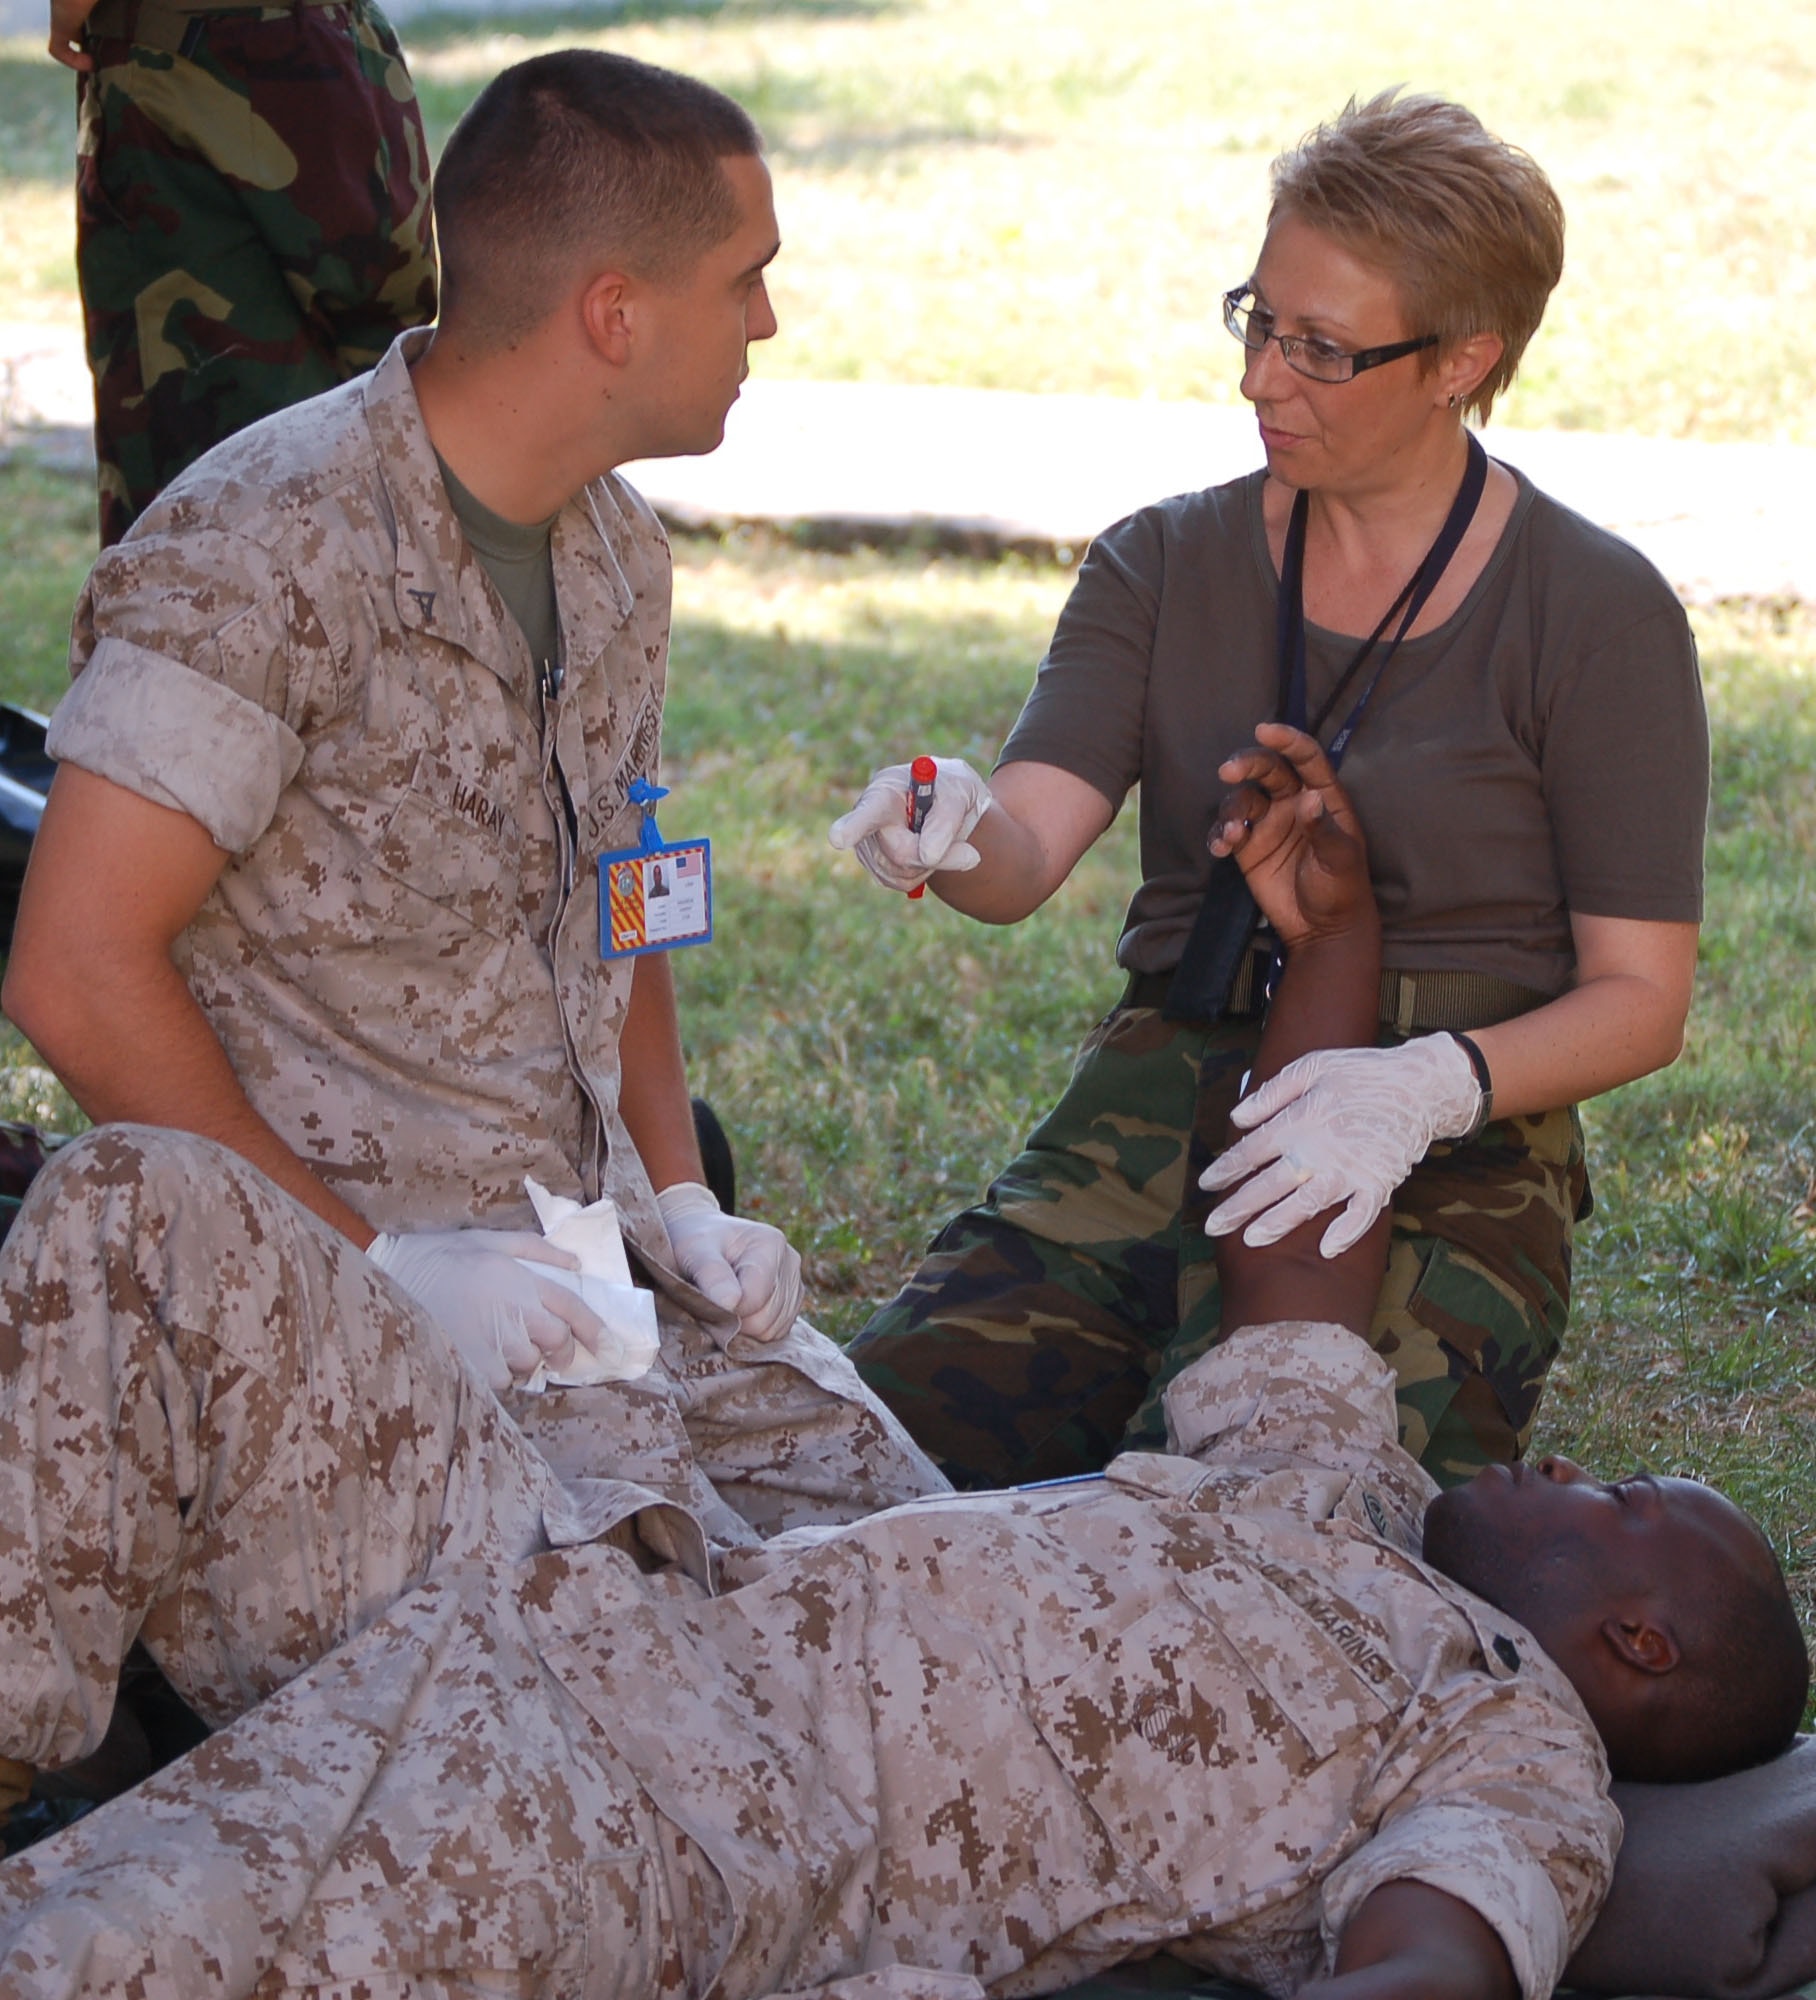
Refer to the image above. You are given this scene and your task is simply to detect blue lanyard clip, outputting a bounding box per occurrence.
[627,776,670,855]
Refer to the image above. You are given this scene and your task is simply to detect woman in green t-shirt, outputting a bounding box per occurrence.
[829,91,1706,1492]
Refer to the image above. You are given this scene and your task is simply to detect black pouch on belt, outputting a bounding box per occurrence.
[1161,855,1258,1024]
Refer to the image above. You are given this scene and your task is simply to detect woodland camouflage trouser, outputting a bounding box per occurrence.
[850,1002,1589,1491]
[74,0,436,546]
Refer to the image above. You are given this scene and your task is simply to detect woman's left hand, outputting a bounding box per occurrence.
[1200,1034,1483,1254]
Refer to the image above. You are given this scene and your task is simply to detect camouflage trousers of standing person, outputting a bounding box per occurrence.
[74,0,438,547]
[849,1001,1589,1491]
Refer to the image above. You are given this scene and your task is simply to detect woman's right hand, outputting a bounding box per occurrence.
[828,757,993,894]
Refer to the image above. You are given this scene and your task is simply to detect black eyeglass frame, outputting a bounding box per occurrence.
[1222,286,1441,382]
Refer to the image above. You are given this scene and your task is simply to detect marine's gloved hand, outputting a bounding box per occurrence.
[1199,1035,1484,1257]
[366,1227,604,1392]
[828,757,992,894]
[655,1181,804,1343]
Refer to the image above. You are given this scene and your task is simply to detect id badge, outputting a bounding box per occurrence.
[599,777,714,959]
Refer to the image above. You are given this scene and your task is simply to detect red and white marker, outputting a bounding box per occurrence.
[905,755,938,901]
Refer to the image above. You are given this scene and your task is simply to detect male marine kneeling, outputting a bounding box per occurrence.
[0,734,1804,2000]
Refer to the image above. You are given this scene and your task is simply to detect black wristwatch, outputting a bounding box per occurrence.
[1448,1030,1495,1139]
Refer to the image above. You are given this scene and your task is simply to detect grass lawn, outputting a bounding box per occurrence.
[670,549,1816,1620]
[4,451,1814,1629]
[3,0,1816,438]
[1,1,1813,1629]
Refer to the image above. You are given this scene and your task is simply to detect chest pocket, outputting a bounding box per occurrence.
[1175,1514,1410,1757]
[1024,1591,1337,1915]
[373,753,526,940]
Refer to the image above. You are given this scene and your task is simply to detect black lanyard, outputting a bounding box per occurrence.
[1162,434,1488,1025]
[1275,430,1488,769]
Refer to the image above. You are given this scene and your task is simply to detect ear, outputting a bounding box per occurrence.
[1436,330,1504,409]
[577,269,635,368]
[1600,1612,1681,1677]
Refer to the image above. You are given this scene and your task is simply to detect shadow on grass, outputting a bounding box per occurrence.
[773,123,1036,166]
[410,60,835,148]
[399,0,897,54]
[665,594,1058,795]
[409,46,1036,168]
[1571,618,1816,1377]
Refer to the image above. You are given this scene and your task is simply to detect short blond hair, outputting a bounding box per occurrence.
[1268,90,1565,422]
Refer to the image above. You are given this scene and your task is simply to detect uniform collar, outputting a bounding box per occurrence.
[552,481,639,677]
[1436,1577,1542,1683]
[362,331,638,691]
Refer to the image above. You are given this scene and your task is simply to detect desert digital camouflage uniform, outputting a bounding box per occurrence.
[74,0,437,547]
[46,337,944,1531]
[0,1130,1616,2000]
[852,1002,1586,1493]
[0,1125,933,1767]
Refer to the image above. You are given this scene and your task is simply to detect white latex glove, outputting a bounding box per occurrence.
[827,757,991,893]
[655,1182,804,1343]
[1199,1035,1484,1256]
[366,1227,604,1393]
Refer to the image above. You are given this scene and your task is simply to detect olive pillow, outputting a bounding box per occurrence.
[1564,1739,1816,1999]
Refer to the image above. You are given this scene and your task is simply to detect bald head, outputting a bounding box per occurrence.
[1423,1456,1808,1784]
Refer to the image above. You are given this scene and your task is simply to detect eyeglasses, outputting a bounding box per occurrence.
[1222,286,1439,384]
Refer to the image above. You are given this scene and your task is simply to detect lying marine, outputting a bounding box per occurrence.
[0,731,1804,2000]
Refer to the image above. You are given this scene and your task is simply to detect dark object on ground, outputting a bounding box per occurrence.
[0,1117,58,1250]
[0,704,52,954]
[3,1646,212,1859]
[692,1095,737,1216]
[0,1118,55,1199]
[1565,1735,1816,1998]
[0,1789,94,1858]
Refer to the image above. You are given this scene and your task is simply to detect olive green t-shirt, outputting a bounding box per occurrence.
[436,454,561,680]
[999,465,1708,995]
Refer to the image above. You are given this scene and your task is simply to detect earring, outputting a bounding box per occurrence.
[1447,392,1461,408]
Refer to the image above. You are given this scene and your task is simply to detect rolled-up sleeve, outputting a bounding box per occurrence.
[1319,1701,1619,2000]
[49,641,304,853]
[49,526,330,853]
[1163,1319,1405,1473]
